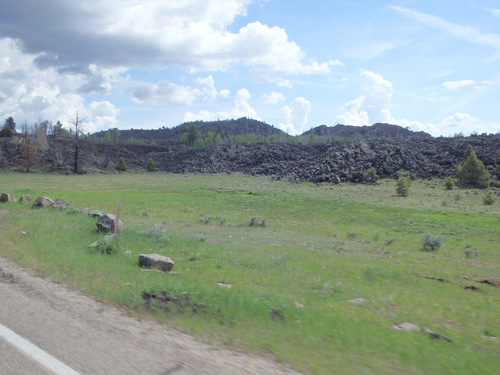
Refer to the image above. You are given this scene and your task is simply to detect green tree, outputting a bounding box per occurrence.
[116,157,127,172]
[0,117,15,137]
[455,145,490,188]
[396,176,411,197]
[147,158,158,172]
[444,176,455,190]
[363,167,380,183]
[186,124,199,146]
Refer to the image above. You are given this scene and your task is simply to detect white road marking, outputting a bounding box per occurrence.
[0,323,82,375]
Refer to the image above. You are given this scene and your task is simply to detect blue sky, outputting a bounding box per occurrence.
[0,0,499,136]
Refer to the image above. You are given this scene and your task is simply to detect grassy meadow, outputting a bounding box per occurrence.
[0,171,499,374]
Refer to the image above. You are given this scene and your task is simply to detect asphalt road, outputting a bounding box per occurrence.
[0,257,302,375]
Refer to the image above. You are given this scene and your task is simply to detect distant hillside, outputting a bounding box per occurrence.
[93,118,286,144]
[303,123,432,140]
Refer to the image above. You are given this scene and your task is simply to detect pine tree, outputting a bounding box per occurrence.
[455,145,490,188]
[116,157,127,172]
[147,158,158,172]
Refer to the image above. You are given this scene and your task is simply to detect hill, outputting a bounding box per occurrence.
[303,123,432,140]
[93,118,286,144]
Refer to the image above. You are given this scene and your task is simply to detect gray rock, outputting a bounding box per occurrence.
[139,254,174,272]
[32,196,54,208]
[347,297,364,304]
[390,322,420,331]
[89,210,105,218]
[96,214,123,233]
[19,194,32,203]
[89,234,117,248]
[53,198,68,210]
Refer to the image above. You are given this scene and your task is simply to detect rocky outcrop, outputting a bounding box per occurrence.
[96,214,123,233]
[32,196,54,208]
[139,254,174,272]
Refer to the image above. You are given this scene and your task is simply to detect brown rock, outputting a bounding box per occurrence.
[96,213,123,232]
[32,196,54,208]
[0,193,16,203]
[139,254,174,272]
[53,198,68,210]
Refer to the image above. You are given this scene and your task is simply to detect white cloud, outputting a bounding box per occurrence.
[0,38,122,128]
[335,97,369,126]
[218,89,231,98]
[278,97,311,135]
[335,70,395,126]
[130,81,201,105]
[0,1,335,74]
[442,80,477,90]
[391,6,500,52]
[183,88,259,122]
[84,101,120,133]
[262,91,286,105]
[196,75,218,102]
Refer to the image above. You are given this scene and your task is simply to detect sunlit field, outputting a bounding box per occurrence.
[1,171,499,375]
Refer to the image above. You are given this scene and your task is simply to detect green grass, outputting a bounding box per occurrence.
[0,171,499,374]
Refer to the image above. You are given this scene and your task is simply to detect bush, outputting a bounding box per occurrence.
[147,158,158,172]
[396,176,411,197]
[444,176,455,190]
[482,190,496,205]
[422,233,444,251]
[455,145,490,188]
[363,167,379,183]
[116,157,127,172]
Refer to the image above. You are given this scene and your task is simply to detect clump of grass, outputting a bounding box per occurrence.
[422,233,444,251]
[482,190,496,205]
[140,226,168,241]
[463,246,479,258]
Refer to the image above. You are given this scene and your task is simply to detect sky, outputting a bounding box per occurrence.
[0,0,499,137]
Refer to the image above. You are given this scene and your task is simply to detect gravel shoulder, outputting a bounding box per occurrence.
[0,256,302,375]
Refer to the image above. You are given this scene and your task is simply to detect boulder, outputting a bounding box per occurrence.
[139,254,174,272]
[96,213,123,232]
[0,193,16,203]
[19,194,32,203]
[53,198,68,210]
[32,196,54,208]
[88,210,105,218]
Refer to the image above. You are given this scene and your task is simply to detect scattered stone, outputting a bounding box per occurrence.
[390,322,420,331]
[89,234,117,248]
[52,198,68,210]
[32,196,54,208]
[217,282,232,289]
[88,210,105,218]
[423,327,453,343]
[461,284,480,291]
[96,213,123,232]
[249,216,267,227]
[270,308,285,321]
[348,297,364,304]
[0,193,16,203]
[19,194,32,203]
[294,301,304,309]
[123,250,132,257]
[477,278,500,287]
[139,254,174,272]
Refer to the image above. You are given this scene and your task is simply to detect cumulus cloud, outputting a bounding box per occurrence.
[335,70,395,125]
[0,38,121,128]
[0,1,335,74]
[262,91,286,105]
[278,97,311,135]
[130,81,201,105]
[183,88,259,122]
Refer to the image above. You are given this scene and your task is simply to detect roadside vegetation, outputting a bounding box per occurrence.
[0,172,499,375]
